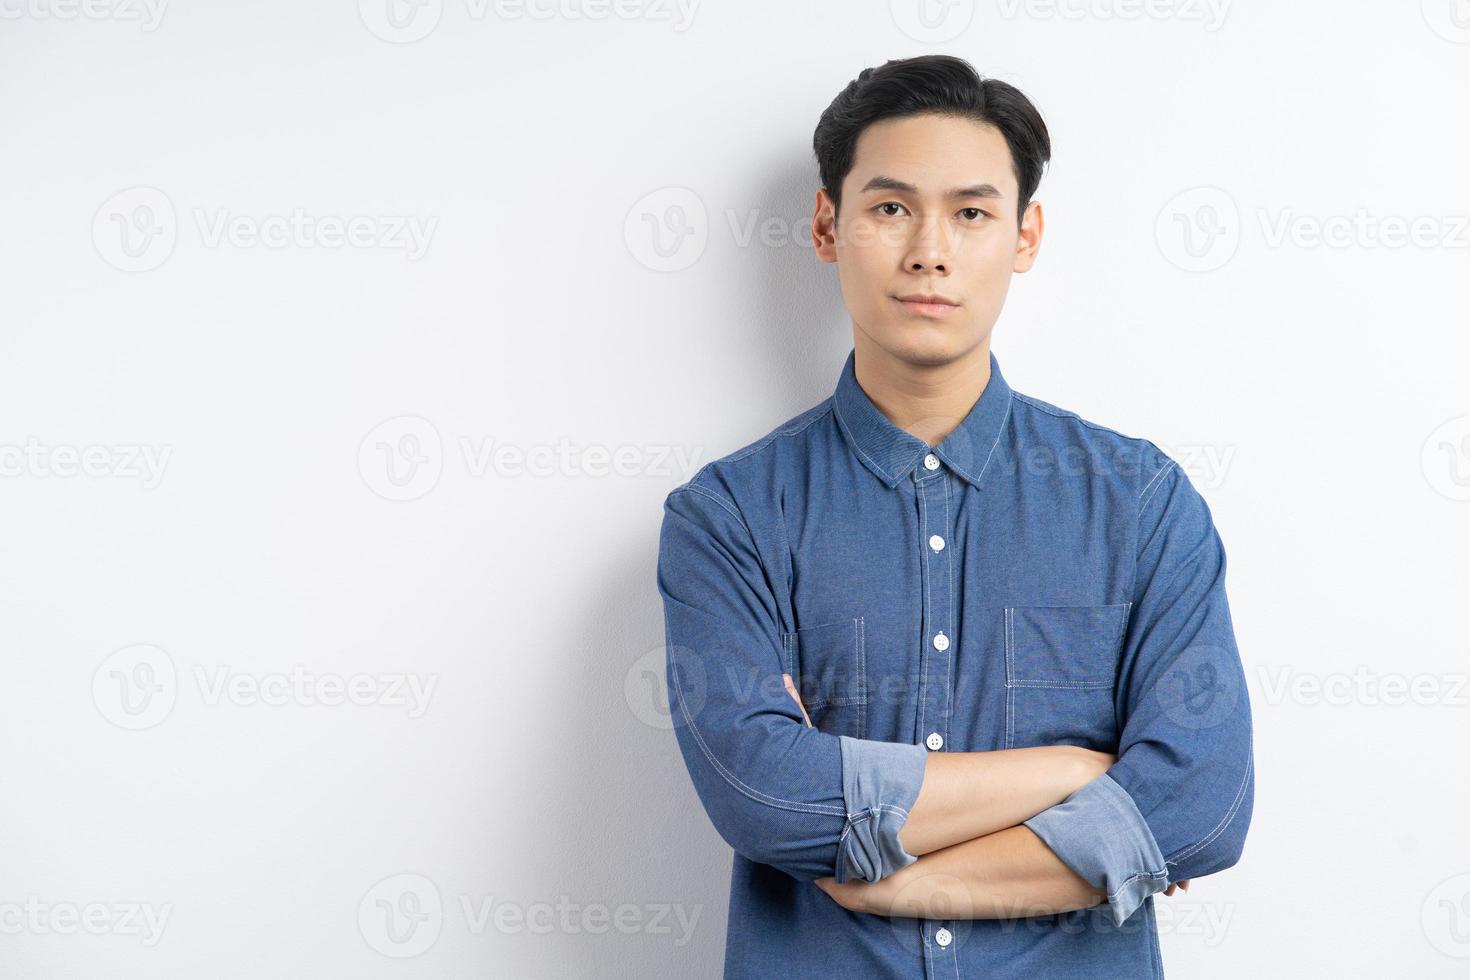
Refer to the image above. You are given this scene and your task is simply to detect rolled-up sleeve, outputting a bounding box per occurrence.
[657,478,928,883]
[1024,453,1255,926]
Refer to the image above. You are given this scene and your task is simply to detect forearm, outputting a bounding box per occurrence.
[862,824,1105,919]
[896,745,1109,857]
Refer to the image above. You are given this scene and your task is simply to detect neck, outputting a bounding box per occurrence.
[851,333,993,448]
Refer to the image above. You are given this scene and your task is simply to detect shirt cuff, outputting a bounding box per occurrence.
[833,736,928,884]
[1023,772,1168,926]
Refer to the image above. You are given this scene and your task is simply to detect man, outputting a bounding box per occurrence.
[655,54,1253,978]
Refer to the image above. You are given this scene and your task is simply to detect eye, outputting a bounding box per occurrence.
[873,202,908,217]
[959,207,989,221]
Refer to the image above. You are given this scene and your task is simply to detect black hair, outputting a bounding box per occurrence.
[813,55,1051,227]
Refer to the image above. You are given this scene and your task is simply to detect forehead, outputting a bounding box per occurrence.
[846,114,1017,197]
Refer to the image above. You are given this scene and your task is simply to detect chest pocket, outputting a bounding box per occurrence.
[781,617,865,739]
[1004,603,1131,751]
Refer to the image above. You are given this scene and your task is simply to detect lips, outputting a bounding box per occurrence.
[895,293,958,306]
[894,293,961,318]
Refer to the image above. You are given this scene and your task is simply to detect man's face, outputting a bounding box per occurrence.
[814,112,1043,367]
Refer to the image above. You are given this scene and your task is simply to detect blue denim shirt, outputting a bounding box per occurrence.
[656,347,1254,978]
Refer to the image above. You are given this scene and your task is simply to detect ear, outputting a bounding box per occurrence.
[1013,199,1044,273]
[812,187,839,265]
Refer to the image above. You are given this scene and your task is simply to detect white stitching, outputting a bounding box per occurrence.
[1166,744,1254,867]
[670,650,845,816]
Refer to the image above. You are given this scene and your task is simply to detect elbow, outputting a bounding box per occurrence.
[1165,751,1255,882]
[712,803,843,882]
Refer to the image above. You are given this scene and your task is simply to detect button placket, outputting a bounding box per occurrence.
[914,454,958,966]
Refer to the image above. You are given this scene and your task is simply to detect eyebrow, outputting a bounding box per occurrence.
[858,175,1004,200]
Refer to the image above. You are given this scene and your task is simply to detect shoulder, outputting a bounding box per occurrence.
[667,398,832,500]
[1007,389,1179,502]
[661,397,833,531]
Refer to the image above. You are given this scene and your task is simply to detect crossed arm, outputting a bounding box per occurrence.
[657,460,1250,929]
[779,674,1190,919]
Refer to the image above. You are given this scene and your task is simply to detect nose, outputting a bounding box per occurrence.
[905,216,951,274]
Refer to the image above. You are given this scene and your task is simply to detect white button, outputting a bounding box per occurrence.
[925,732,944,750]
[923,453,940,470]
[929,534,945,552]
[932,632,949,652]
[935,927,953,947]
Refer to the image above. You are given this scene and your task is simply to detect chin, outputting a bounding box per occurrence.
[881,328,967,366]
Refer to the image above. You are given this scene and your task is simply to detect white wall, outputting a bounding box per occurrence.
[2,1,1467,976]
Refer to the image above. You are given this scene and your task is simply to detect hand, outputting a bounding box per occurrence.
[1163,879,1191,896]
[782,673,814,728]
[814,875,879,914]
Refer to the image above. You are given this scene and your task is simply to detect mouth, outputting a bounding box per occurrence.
[893,293,961,318]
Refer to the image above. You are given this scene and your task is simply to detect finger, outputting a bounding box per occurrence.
[782,673,814,727]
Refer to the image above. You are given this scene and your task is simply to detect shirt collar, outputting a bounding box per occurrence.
[831,346,1013,490]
